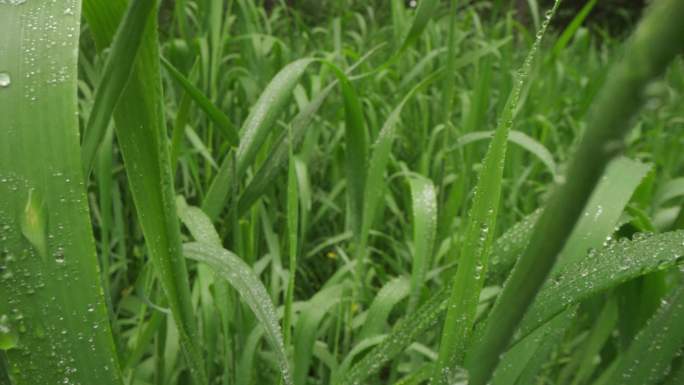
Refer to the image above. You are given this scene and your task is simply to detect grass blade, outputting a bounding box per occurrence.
[519,230,684,337]
[0,1,123,383]
[397,0,440,56]
[433,2,561,379]
[81,1,207,382]
[161,57,239,146]
[467,2,684,383]
[81,0,156,176]
[604,283,684,385]
[455,130,558,178]
[407,175,437,312]
[202,58,315,219]
[183,242,293,385]
[358,277,410,340]
[294,284,348,385]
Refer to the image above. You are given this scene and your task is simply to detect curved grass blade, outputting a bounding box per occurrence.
[455,130,558,177]
[491,308,576,385]
[488,209,541,281]
[81,1,206,382]
[433,2,561,380]
[486,156,648,383]
[238,82,335,215]
[358,276,410,340]
[551,0,598,57]
[519,230,684,337]
[337,287,450,385]
[203,58,315,219]
[358,72,442,283]
[467,2,684,382]
[0,1,123,383]
[407,175,437,312]
[325,62,368,241]
[294,284,347,385]
[81,0,156,176]
[237,45,384,216]
[603,283,684,385]
[183,242,293,385]
[397,0,440,57]
[161,56,239,146]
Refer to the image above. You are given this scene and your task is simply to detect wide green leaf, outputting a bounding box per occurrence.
[0,1,123,384]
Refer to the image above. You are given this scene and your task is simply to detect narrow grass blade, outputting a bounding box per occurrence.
[237,45,384,216]
[0,1,123,383]
[294,284,347,385]
[407,175,437,312]
[551,0,598,57]
[491,308,576,385]
[81,0,156,176]
[337,287,450,385]
[283,149,299,347]
[238,83,336,215]
[455,130,558,177]
[328,63,367,241]
[467,2,684,383]
[397,0,440,56]
[433,2,561,379]
[183,242,293,385]
[604,283,684,385]
[358,276,411,340]
[203,58,315,219]
[358,72,441,281]
[564,299,618,385]
[82,1,207,382]
[488,209,541,281]
[161,57,239,146]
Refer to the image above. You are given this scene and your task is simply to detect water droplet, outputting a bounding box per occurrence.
[0,72,10,88]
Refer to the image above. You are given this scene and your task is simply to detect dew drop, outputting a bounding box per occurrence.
[0,72,10,88]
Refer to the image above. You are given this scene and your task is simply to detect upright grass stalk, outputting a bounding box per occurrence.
[466,1,684,384]
[0,1,123,384]
[81,0,207,383]
[431,2,560,382]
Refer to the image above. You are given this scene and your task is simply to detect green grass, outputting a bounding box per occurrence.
[2,0,684,385]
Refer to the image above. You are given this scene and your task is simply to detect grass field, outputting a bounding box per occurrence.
[2,0,684,384]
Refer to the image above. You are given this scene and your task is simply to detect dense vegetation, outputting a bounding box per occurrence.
[1,0,684,384]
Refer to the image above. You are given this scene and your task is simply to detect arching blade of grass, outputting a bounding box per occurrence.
[0,1,122,384]
[519,230,684,337]
[433,2,561,380]
[486,155,649,384]
[81,0,206,382]
[328,63,367,243]
[407,175,437,312]
[202,58,315,220]
[358,276,410,340]
[466,2,684,383]
[455,130,558,178]
[238,82,336,215]
[358,72,441,284]
[491,308,577,385]
[604,283,684,385]
[551,0,598,57]
[396,0,440,57]
[294,284,348,385]
[237,45,383,216]
[337,286,450,385]
[80,0,156,176]
[183,242,293,385]
[160,57,239,147]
